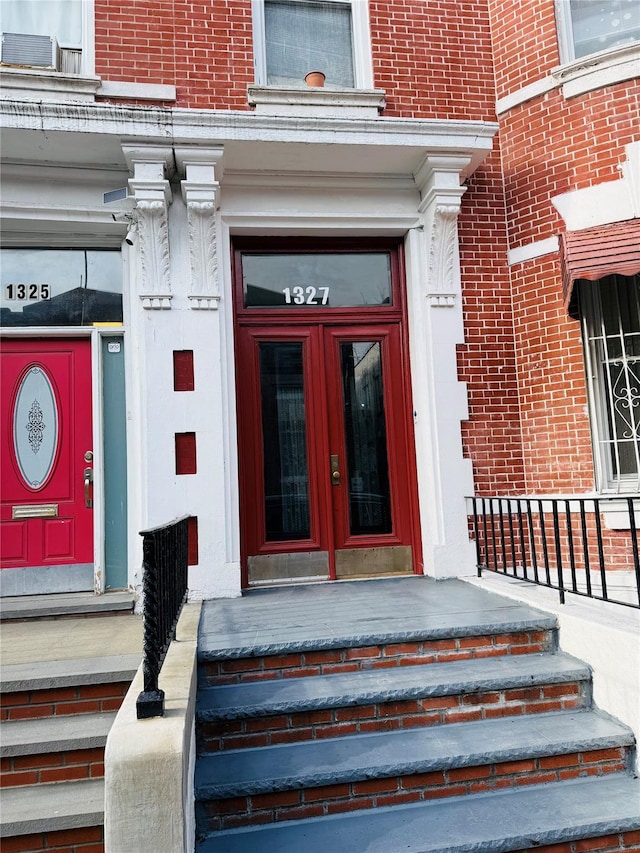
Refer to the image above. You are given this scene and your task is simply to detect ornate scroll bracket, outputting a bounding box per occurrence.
[176,147,224,310]
[414,154,470,310]
[426,203,461,307]
[122,145,174,311]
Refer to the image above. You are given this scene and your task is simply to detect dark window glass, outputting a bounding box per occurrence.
[243,253,392,308]
[1,249,122,327]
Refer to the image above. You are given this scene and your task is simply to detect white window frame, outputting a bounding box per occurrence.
[251,0,373,89]
[580,276,640,494]
[555,0,640,63]
[0,0,95,76]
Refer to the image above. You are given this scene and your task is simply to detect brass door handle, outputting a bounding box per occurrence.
[84,467,93,508]
[330,454,340,485]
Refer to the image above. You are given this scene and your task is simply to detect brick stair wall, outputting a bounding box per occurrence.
[195,624,638,850]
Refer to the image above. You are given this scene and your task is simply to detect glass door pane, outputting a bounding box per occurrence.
[340,341,392,536]
[259,342,310,541]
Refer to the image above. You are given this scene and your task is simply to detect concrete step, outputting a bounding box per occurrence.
[195,773,640,853]
[197,651,590,723]
[0,591,135,621]
[0,777,104,839]
[1,711,116,786]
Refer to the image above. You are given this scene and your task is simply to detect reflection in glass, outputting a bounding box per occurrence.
[259,343,311,541]
[243,253,392,308]
[1,249,122,327]
[341,341,392,535]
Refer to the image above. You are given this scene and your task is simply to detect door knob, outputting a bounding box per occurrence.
[330,454,341,485]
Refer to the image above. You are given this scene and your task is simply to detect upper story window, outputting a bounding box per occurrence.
[580,275,640,492]
[557,0,640,61]
[0,0,89,74]
[252,0,373,88]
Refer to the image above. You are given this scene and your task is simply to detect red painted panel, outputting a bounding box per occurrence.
[0,520,27,562]
[188,516,199,566]
[43,518,74,560]
[0,339,93,571]
[175,432,197,475]
[173,350,195,391]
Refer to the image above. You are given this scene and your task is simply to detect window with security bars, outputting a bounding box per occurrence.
[556,0,640,61]
[580,275,640,492]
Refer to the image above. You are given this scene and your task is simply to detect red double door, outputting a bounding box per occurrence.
[236,322,420,585]
[1,339,94,594]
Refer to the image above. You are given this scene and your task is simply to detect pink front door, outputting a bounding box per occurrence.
[0,338,94,595]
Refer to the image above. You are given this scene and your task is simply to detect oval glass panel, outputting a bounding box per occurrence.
[13,365,59,489]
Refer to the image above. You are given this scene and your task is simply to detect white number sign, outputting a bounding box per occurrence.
[282,286,330,306]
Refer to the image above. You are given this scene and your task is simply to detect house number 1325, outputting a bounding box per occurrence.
[282,286,330,305]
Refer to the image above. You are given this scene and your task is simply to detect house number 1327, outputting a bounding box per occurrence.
[282,286,330,305]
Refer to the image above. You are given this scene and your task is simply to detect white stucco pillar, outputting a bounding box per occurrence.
[175,148,241,598]
[407,153,477,578]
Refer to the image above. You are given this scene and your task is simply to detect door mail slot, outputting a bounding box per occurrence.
[12,504,59,519]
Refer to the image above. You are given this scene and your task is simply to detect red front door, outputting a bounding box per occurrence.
[236,323,419,585]
[0,338,94,595]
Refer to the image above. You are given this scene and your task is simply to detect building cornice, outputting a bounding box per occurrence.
[0,98,497,175]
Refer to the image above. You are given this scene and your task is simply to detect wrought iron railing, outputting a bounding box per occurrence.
[136,515,190,719]
[468,496,640,610]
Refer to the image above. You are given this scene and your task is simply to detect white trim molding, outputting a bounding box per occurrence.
[248,85,385,117]
[98,81,177,102]
[496,42,640,115]
[552,140,640,231]
[508,236,560,266]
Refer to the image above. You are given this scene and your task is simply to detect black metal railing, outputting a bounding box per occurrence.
[136,516,190,719]
[468,496,640,610]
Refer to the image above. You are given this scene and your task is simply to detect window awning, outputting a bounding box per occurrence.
[560,218,640,319]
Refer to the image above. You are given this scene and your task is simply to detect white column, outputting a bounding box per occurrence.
[407,154,476,578]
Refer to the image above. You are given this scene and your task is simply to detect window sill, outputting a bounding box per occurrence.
[552,41,640,99]
[0,66,100,101]
[247,84,386,118]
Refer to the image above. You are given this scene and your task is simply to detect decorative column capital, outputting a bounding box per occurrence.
[414,153,470,308]
[123,145,173,309]
[176,147,225,310]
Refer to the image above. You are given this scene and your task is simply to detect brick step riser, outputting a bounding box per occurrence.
[1,748,105,788]
[0,683,130,722]
[512,830,640,853]
[201,629,555,687]
[197,747,628,831]
[198,680,589,752]
[0,825,103,853]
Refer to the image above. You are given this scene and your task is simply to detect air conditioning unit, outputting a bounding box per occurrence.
[1,32,60,70]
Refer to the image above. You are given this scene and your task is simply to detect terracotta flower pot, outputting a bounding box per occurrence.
[304,71,326,87]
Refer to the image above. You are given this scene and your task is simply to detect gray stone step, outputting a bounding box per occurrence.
[0,591,135,621]
[197,652,590,721]
[0,778,104,838]
[198,577,557,659]
[0,653,141,693]
[196,774,640,853]
[1,711,116,757]
[195,709,633,799]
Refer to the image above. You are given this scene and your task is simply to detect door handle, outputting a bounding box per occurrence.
[84,467,93,508]
[330,454,341,485]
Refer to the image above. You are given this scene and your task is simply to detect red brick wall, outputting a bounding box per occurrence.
[95,0,254,109]
[487,0,559,98]
[369,0,495,120]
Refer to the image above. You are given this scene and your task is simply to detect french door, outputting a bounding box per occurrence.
[236,322,419,585]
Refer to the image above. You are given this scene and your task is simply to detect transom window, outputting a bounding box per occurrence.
[556,0,640,61]
[580,275,640,492]
[252,0,373,88]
